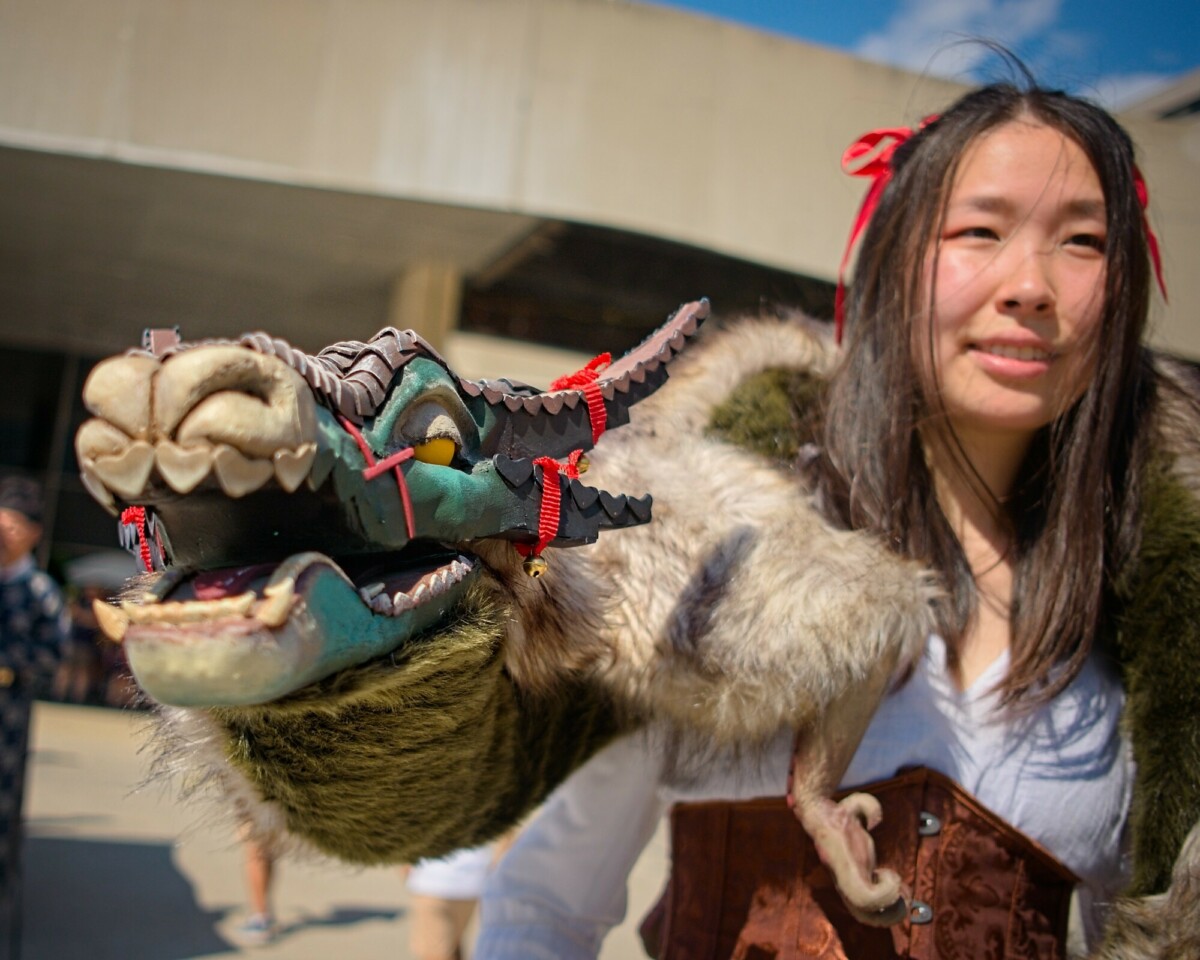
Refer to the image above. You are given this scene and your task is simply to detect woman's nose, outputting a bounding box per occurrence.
[997,248,1055,315]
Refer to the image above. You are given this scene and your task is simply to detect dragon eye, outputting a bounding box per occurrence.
[401,400,465,467]
[413,437,456,466]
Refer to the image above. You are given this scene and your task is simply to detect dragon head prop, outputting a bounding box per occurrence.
[75,301,708,706]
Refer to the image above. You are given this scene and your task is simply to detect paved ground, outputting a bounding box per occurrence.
[21,701,668,960]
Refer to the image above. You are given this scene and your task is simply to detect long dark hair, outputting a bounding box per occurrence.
[812,77,1158,706]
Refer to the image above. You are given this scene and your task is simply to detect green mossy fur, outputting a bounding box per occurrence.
[707,368,823,464]
[212,583,624,864]
[1114,460,1200,895]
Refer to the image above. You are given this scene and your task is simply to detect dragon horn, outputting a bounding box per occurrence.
[492,455,654,547]
[464,299,709,460]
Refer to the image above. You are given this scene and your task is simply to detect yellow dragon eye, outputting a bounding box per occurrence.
[413,437,456,466]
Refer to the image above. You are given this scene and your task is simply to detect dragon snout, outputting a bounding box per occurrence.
[77,345,318,504]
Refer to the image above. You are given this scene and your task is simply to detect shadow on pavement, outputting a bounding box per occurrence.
[22,835,232,960]
[22,835,229,955]
[277,905,404,938]
[21,835,407,960]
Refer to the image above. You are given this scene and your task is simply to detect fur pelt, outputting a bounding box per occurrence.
[1089,358,1200,957]
[1093,820,1200,960]
[491,316,939,747]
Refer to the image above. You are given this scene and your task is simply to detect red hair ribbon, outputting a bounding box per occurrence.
[834,117,938,345]
[1134,165,1168,303]
[551,353,611,445]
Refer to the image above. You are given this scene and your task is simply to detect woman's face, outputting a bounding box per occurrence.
[920,120,1107,449]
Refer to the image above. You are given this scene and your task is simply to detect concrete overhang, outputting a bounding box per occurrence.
[0,144,540,355]
[1,0,1196,358]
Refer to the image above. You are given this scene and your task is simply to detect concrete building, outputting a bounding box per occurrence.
[1,0,1197,562]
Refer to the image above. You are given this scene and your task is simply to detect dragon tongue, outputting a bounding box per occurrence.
[193,564,277,600]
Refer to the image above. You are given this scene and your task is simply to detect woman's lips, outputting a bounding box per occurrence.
[969,342,1056,378]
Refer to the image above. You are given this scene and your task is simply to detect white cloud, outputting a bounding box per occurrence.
[851,2,1181,113]
[1087,72,1176,111]
[853,0,1067,79]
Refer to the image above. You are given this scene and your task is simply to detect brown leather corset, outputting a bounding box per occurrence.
[641,767,1079,960]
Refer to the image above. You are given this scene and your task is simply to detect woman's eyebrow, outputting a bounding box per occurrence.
[948,195,1016,215]
[949,195,1105,218]
[1062,197,1106,219]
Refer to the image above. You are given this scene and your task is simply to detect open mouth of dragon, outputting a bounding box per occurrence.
[115,544,478,633]
[95,489,484,706]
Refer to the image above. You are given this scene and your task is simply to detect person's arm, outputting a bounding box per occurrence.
[475,734,667,960]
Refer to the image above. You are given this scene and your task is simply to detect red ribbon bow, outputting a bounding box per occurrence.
[515,354,612,562]
[834,118,937,345]
[1134,164,1168,304]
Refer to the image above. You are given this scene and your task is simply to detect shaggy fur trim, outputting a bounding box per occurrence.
[1112,460,1200,897]
[1093,820,1200,959]
[1090,357,1200,954]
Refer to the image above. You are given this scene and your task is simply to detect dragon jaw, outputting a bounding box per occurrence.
[100,547,481,706]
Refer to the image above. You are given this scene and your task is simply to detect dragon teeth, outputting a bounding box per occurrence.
[92,599,130,643]
[363,556,476,618]
[83,428,314,501]
[89,441,156,500]
[254,578,295,628]
[369,593,394,615]
[274,443,316,493]
[212,445,275,498]
[122,591,255,624]
[156,441,215,494]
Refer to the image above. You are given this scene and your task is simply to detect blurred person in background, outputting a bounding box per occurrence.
[405,841,504,960]
[0,474,69,959]
[55,551,137,707]
[234,832,280,947]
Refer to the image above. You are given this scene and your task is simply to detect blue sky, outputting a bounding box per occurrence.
[646,0,1199,108]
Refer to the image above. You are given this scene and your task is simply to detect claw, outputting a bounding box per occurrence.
[794,791,907,926]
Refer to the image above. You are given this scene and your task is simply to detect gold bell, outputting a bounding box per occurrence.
[575,454,590,475]
[523,555,548,578]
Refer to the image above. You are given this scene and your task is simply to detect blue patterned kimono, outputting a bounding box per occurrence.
[0,556,68,957]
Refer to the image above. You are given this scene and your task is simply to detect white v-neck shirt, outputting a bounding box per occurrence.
[841,634,1132,942]
[477,637,1133,958]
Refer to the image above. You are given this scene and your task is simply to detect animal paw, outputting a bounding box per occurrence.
[796,792,908,927]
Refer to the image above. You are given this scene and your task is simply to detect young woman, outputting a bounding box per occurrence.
[474,80,1200,958]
